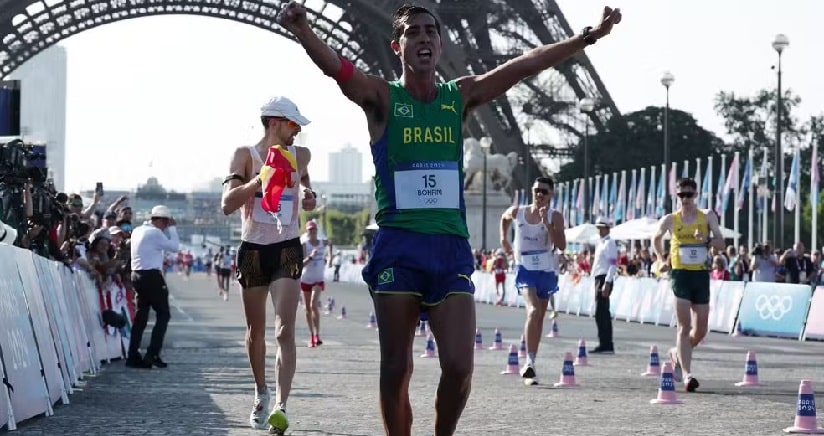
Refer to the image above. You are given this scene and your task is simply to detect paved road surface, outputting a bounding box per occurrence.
[10,273,824,435]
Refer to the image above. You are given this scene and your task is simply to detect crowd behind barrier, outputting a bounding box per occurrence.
[323,261,824,342]
[6,243,822,430]
[0,242,133,431]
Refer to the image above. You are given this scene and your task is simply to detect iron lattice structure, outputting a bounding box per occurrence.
[0,0,618,191]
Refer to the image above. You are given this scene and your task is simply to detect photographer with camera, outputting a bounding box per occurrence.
[778,241,814,285]
[750,242,779,282]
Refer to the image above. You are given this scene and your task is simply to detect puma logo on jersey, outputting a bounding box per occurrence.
[441,100,457,114]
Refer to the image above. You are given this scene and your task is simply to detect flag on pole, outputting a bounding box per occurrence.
[784,149,800,211]
[647,169,656,217]
[615,172,626,223]
[721,154,738,213]
[656,171,665,217]
[714,159,727,216]
[811,145,820,207]
[608,174,617,220]
[627,172,637,220]
[669,164,677,197]
[592,177,601,218]
[699,164,711,209]
[737,157,751,210]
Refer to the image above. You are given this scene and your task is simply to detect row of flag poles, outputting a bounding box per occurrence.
[512,147,819,251]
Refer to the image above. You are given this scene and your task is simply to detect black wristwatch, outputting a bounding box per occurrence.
[581,26,597,45]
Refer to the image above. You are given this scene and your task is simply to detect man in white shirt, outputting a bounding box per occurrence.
[126,205,180,369]
[590,217,618,354]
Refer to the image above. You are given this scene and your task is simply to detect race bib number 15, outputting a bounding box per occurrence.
[394,161,460,210]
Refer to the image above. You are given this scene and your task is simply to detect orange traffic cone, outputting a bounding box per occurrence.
[420,334,437,358]
[783,380,824,434]
[500,344,519,375]
[553,351,579,388]
[650,362,682,405]
[641,345,661,377]
[489,328,503,350]
[734,351,763,387]
[574,339,589,366]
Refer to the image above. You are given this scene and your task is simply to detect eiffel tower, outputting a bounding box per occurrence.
[0,0,618,191]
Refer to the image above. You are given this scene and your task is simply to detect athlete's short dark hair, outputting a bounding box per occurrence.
[534,177,555,190]
[676,177,697,191]
[392,4,442,43]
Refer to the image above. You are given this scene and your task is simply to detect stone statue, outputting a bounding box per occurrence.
[463,137,519,193]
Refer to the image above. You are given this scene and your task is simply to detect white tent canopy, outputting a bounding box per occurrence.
[609,217,740,241]
[564,223,600,244]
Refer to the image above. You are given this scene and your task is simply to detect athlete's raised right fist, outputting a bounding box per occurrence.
[277,1,309,34]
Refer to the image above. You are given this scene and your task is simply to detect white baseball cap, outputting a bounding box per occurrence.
[260,96,311,126]
[594,216,613,228]
[0,219,18,245]
[150,205,172,219]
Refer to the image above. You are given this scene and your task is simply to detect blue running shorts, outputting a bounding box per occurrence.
[362,227,475,306]
[514,266,559,300]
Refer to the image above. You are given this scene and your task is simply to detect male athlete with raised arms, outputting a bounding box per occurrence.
[278,3,621,435]
[653,178,724,392]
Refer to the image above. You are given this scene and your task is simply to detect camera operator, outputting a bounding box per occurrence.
[750,242,779,282]
[779,241,814,285]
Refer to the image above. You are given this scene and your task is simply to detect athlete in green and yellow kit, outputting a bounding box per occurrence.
[278,2,622,435]
[653,178,724,393]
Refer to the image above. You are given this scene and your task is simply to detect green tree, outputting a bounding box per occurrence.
[557,106,724,182]
[300,207,371,246]
[713,88,824,248]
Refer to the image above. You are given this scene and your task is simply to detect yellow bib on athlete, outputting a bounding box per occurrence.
[669,211,709,271]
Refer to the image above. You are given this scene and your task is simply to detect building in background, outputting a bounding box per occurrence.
[82,176,241,246]
[8,45,68,192]
[329,143,363,184]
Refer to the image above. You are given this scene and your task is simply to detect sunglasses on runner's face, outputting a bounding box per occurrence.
[269,117,299,129]
[532,188,550,195]
[677,191,696,198]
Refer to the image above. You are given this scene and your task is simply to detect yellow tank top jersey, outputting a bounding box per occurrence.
[669,211,709,271]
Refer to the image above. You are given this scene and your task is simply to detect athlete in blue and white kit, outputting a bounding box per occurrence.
[500,177,566,382]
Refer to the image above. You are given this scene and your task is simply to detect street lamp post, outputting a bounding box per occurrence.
[661,71,675,213]
[524,121,533,203]
[579,98,594,223]
[480,137,492,250]
[772,33,789,249]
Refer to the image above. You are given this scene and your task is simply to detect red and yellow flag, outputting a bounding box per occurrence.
[259,145,298,214]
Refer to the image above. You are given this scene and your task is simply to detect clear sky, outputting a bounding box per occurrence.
[57,0,820,193]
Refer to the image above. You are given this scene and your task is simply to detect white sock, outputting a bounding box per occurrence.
[684,372,692,380]
[527,352,536,365]
[255,385,267,396]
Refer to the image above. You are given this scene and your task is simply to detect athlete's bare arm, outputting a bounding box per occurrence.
[221,147,258,215]
[296,146,317,211]
[457,7,621,113]
[652,214,673,261]
[278,2,389,142]
[549,210,566,252]
[499,206,517,255]
[705,211,725,251]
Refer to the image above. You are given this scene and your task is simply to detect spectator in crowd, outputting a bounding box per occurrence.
[750,243,778,282]
[729,245,751,282]
[779,241,815,285]
[710,255,730,281]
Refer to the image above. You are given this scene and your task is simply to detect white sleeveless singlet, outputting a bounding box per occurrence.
[513,206,557,273]
[301,239,326,283]
[240,145,301,245]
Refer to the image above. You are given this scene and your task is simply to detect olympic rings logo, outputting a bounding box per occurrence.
[754,294,793,321]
